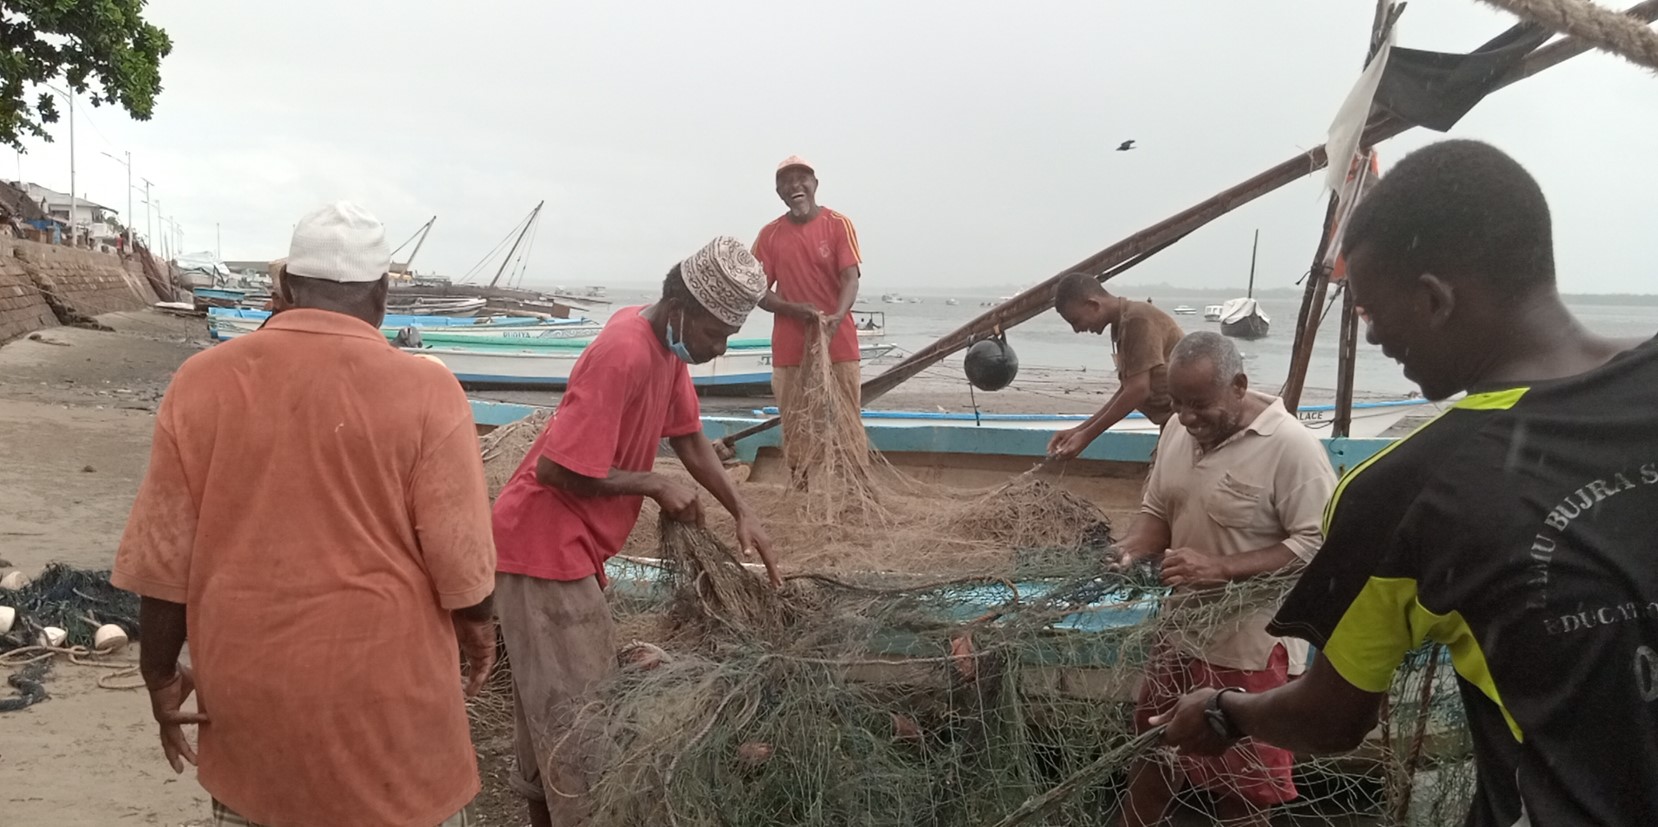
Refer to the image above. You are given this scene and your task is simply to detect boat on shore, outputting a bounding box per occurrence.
[384,296,487,317]
[750,396,1431,440]
[425,340,897,394]
[206,307,552,341]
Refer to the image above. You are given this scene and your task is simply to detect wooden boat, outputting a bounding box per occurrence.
[1220,230,1271,340]
[191,286,250,310]
[1219,297,1271,339]
[384,296,487,317]
[852,310,886,339]
[423,340,897,394]
[206,307,550,342]
[751,396,1433,440]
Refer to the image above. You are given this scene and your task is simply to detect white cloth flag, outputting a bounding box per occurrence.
[1324,26,1395,193]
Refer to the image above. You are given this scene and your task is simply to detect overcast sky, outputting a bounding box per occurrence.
[12,1,1658,294]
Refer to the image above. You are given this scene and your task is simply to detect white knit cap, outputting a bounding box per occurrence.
[285,202,391,283]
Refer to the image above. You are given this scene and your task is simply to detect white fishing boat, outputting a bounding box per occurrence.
[417,340,899,394]
[384,296,487,317]
[852,311,886,339]
[1172,305,1198,315]
[1203,305,1223,321]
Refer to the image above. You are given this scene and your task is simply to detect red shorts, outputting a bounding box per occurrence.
[1133,644,1297,807]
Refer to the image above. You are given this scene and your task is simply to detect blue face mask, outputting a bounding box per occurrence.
[665,310,695,363]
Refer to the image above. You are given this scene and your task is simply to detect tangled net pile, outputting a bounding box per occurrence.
[543,327,1476,826]
[464,326,1475,824]
[586,524,1474,826]
[0,564,142,712]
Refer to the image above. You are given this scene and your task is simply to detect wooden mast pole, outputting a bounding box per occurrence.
[1333,1,1399,437]
[488,201,544,290]
[1284,0,1397,414]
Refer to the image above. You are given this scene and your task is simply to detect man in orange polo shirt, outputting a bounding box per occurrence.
[753,156,866,483]
[114,202,498,827]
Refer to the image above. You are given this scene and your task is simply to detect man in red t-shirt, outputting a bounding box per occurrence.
[491,236,779,827]
[752,156,866,483]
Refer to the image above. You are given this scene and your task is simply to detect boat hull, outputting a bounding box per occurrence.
[428,342,898,394]
[1220,313,1270,339]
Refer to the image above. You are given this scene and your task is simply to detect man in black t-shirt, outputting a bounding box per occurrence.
[1153,140,1658,826]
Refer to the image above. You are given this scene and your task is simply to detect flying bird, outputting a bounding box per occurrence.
[1116,140,1137,152]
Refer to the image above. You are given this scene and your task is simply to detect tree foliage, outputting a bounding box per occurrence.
[0,0,172,151]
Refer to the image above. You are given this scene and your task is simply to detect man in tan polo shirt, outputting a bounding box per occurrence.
[1049,272,1184,460]
[1110,331,1336,827]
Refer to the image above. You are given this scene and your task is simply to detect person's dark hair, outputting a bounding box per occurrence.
[281,269,384,305]
[1170,331,1244,389]
[1342,140,1554,298]
[662,263,695,305]
[1053,272,1106,308]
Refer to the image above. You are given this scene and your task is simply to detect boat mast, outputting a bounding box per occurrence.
[1246,229,1259,300]
[404,216,436,274]
[489,201,545,289]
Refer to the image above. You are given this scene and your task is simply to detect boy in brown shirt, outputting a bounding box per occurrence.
[1049,272,1185,460]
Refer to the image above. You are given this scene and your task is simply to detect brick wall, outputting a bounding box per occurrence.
[0,241,57,342]
[0,238,155,339]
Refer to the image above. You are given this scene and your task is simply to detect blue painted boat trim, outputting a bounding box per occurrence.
[453,372,772,389]
[468,400,1395,474]
[752,397,1432,422]
[207,307,549,327]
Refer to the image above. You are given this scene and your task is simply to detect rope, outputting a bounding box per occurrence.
[1477,0,1658,70]
[0,645,144,690]
[980,724,1169,827]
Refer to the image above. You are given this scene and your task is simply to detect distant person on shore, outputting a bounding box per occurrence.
[752,156,865,486]
[1111,331,1335,827]
[1153,140,1658,825]
[114,202,498,826]
[1048,275,1184,460]
[491,236,780,827]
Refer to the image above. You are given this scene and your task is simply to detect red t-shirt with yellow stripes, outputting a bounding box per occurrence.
[752,207,862,367]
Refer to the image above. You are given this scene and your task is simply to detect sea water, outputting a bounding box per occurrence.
[592,288,1658,403]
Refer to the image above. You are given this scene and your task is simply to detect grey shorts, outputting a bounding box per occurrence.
[495,572,617,823]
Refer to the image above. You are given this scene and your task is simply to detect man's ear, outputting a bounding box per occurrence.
[1417,273,1456,330]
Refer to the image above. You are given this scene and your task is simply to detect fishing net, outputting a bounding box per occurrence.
[473,324,1476,825]
[0,564,142,711]
[0,564,139,654]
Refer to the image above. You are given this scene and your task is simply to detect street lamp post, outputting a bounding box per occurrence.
[101,150,133,243]
[44,85,76,246]
[140,178,154,250]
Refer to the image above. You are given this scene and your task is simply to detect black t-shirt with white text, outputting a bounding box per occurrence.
[1271,337,1658,826]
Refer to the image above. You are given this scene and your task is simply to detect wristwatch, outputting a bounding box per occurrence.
[1205,687,1246,741]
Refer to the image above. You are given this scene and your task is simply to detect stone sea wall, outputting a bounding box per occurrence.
[0,238,160,341]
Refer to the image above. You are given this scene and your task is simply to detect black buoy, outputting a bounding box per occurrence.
[964,334,1019,391]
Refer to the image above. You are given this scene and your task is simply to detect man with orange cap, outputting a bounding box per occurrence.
[752,156,866,484]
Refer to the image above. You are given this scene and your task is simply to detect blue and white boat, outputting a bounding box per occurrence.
[206,307,555,341]
[427,339,898,394]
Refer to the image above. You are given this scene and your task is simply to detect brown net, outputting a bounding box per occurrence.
[472,325,1475,826]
